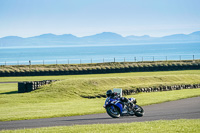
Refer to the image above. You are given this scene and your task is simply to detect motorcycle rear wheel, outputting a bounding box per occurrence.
[106,105,120,118]
[134,105,144,117]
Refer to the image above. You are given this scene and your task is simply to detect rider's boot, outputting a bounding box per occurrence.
[127,101,135,110]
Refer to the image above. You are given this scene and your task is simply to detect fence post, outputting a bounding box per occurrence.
[153,56,154,62]
[29,60,31,69]
[114,57,115,62]
[91,58,92,64]
[193,55,194,60]
[5,61,6,66]
[134,57,136,62]
[103,58,104,63]
[124,57,125,62]
[179,55,181,61]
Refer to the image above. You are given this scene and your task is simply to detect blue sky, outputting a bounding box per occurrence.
[0,0,200,38]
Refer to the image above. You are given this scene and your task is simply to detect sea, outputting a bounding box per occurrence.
[0,42,200,65]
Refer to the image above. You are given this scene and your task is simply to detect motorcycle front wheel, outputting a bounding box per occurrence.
[106,105,120,118]
[134,105,144,117]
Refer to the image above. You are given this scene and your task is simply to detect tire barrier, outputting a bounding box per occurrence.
[18,80,57,93]
[122,84,200,95]
[81,83,200,98]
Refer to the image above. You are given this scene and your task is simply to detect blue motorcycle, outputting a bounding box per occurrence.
[103,97,144,118]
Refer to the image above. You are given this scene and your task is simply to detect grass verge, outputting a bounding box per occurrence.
[0,70,200,121]
[0,88,199,121]
[1,119,200,133]
[1,60,199,75]
[0,83,17,94]
[0,70,200,82]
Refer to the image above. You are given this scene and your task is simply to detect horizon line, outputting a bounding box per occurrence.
[0,30,199,39]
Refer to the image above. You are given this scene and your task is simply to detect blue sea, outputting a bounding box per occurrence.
[0,43,200,65]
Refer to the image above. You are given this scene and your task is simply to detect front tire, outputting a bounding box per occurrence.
[106,105,120,118]
[134,105,144,117]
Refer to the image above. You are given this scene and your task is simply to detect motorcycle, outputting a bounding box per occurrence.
[103,97,144,118]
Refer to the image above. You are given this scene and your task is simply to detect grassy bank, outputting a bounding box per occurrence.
[1,119,200,133]
[2,60,199,71]
[0,60,199,76]
[0,70,200,121]
[1,88,199,121]
[0,70,200,82]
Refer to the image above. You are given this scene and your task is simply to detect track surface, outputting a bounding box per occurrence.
[0,82,17,84]
[1,96,200,130]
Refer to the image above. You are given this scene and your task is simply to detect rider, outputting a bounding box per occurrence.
[106,90,136,108]
[106,90,119,99]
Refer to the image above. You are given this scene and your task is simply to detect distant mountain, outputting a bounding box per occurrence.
[188,31,200,40]
[160,34,190,41]
[157,32,200,43]
[125,35,158,43]
[126,35,151,40]
[0,36,25,47]
[30,33,78,40]
[189,31,200,36]
[82,32,127,44]
[0,31,200,47]
[26,33,81,46]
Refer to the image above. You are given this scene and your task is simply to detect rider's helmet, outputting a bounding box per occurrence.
[106,90,112,97]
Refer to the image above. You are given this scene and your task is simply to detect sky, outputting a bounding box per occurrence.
[0,0,200,38]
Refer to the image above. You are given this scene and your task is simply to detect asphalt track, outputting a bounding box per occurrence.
[0,96,200,131]
[0,82,18,84]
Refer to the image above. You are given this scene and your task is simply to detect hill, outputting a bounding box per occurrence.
[0,31,200,47]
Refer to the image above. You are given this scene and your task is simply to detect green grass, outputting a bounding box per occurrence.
[1,59,199,73]
[0,70,200,121]
[29,70,200,98]
[0,83,17,94]
[0,87,200,121]
[0,70,200,82]
[1,119,200,133]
